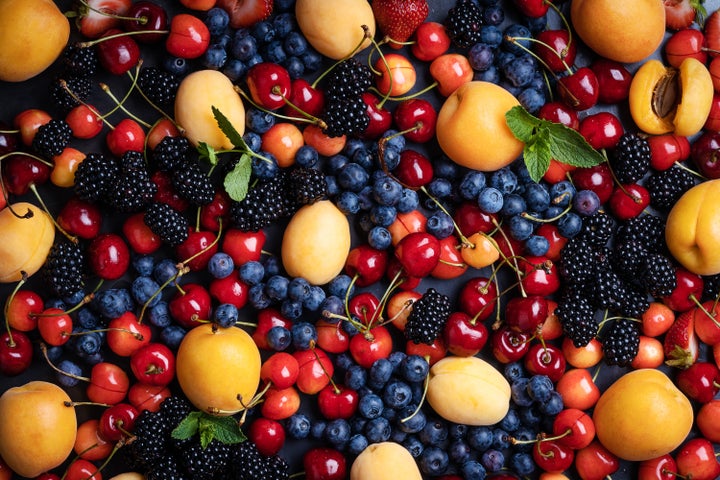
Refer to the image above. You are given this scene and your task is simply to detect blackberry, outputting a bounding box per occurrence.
[646,165,696,210]
[639,253,677,297]
[593,268,627,312]
[609,132,651,184]
[32,119,71,158]
[602,319,640,367]
[231,441,270,480]
[404,288,452,345]
[554,288,597,347]
[49,75,92,112]
[621,285,651,319]
[144,202,190,246]
[61,44,98,76]
[289,166,327,204]
[558,237,595,284]
[578,211,615,247]
[703,273,720,302]
[138,66,181,107]
[160,396,193,428]
[615,214,665,253]
[153,136,190,172]
[322,95,369,138]
[74,153,119,202]
[106,151,157,212]
[445,0,484,48]
[124,410,169,469]
[230,174,292,232]
[145,453,188,480]
[172,160,215,206]
[182,440,233,479]
[42,240,85,298]
[325,59,372,99]
[265,455,290,480]
[611,240,649,281]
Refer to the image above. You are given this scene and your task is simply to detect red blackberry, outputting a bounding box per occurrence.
[106,151,158,212]
[646,164,697,211]
[171,160,215,206]
[138,66,181,107]
[153,136,190,172]
[615,214,665,253]
[322,95,369,138]
[60,43,98,76]
[609,132,651,184]
[289,166,327,204]
[325,59,372,99]
[639,253,677,297]
[601,319,640,367]
[49,75,93,113]
[230,173,294,232]
[74,153,119,203]
[144,202,190,246]
[445,0,484,48]
[32,119,72,158]
[404,288,452,345]
[555,288,597,348]
[578,210,615,248]
[42,240,85,299]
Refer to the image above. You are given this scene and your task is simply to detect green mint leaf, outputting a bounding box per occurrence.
[197,142,218,166]
[524,128,552,183]
[171,411,202,440]
[505,105,541,143]
[198,422,215,449]
[545,122,605,168]
[224,154,252,202]
[207,416,246,445]
[212,106,246,149]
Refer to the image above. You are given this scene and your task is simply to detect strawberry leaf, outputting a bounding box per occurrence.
[212,105,246,149]
[224,154,252,201]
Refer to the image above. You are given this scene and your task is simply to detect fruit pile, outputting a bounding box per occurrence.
[2,0,720,479]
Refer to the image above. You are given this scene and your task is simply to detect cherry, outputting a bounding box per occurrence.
[5,289,43,332]
[260,352,299,389]
[690,130,720,179]
[579,111,623,150]
[127,382,171,412]
[246,62,292,110]
[303,447,347,480]
[209,270,248,309]
[675,438,720,480]
[87,232,131,280]
[222,228,266,264]
[0,122,18,155]
[513,0,550,18]
[524,343,566,382]
[13,108,52,146]
[675,361,720,403]
[608,183,650,220]
[534,29,576,73]
[253,308,292,350]
[505,295,548,334]
[552,408,596,450]
[491,326,530,363]
[344,244,389,287]
[98,402,139,442]
[2,153,51,195]
[123,212,162,254]
[0,330,32,376]
[662,268,703,312]
[261,385,300,420]
[176,229,218,271]
[519,256,560,297]
[348,292,381,326]
[317,384,359,420]
[130,342,176,387]
[95,28,141,75]
[65,104,104,139]
[64,458,101,480]
[665,28,707,67]
[411,21,451,62]
[537,101,580,129]
[557,67,600,111]
[147,118,181,150]
[86,361,131,405]
[535,224,567,262]
[57,197,103,239]
[574,440,620,480]
[349,325,393,368]
[285,78,325,121]
[571,163,614,204]
[693,300,720,345]
[429,53,474,96]
[406,336,447,365]
[393,98,437,143]
[638,454,678,480]
[152,170,189,211]
[316,319,350,354]
[106,118,146,157]
[107,311,151,357]
[648,134,690,171]
[453,201,497,237]
[166,13,210,59]
[393,149,434,188]
[169,283,212,330]
[293,347,333,395]
[361,92,392,140]
[443,311,488,357]
[394,232,441,278]
[458,276,498,322]
[532,439,574,474]
[590,58,632,104]
[431,235,468,280]
[249,417,286,456]
[37,307,73,346]
[123,1,168,43]
[74,419,114,461]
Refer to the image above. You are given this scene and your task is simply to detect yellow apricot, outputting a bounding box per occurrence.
[0,202,55,283]
[350,442,422,480]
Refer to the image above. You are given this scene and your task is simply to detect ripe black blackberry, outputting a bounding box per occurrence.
[124,410,169,470]
[138,66,181,107]
[42,240,85,298]
[621,284,651,319]
[61,44,98,76]
[646,165,696,210]
[404,288,452,345]
[160,395,192,428]
[289,166,327,204]
[144,202,190,246]
[578,211,615,247]
[615,214,665,253]
[639,253,677,297]
[153,136,190,172]
[554,288,597,348]
[145,453,188,480]
[32,119,72,158]
[74,153,119,203]
[229,441,271,480]
[322,95,369,138]
[264,454,290,480]
[172,160,215,206]
[49,75,92,112]
[611,239,649,282]
[325,58,372,99]
[602,319,640,367]
[593,268,627,312]
[703,273,720,302]
[106,151,157,212]
[558,237,596,285]
[445,0,483,48]
[230,174,292,232]
[609,132,651,184]
[182,440,233,480]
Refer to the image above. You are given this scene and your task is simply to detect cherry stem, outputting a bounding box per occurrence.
[68,0,147,24]
[505,35,566,77]
[521,202,572,223]
[310,342,341,394]
[491,217,526,297]
[59,79,114,129]
[137,265,189,323]
[2,273,28,346]
[370,80,438,103]
[0,128,19,134]
[366,31,395,109]
[77,29,169,48]
[235,85,324,128]
[128,69,177,124]
[29,183,78,243]
[64,327,144,341]
[0,150,54,168]
[40,342,91,382]
[420,186,471,244]
[400,356,430,423]
[672,160,707,181]
[101,82,152,129]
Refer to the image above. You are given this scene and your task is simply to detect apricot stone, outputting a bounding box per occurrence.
[0,202,55,283]
[350,442,422,480]
[0,0,70,82]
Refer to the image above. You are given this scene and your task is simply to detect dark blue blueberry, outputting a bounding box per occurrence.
[434,157,460,179]
[239,261,265,285]
[287,277,311,302]
[419,419,449,446]
[202,43,228,70]
[259,256,283,280]
[383,380,413,410]
[503,55,536,87]
[244,132,263,152]
[352,147,374,171]
[327,274,353,299]
[286,413,312,439]
[549,180,575,207]
[381,146,400,170]
[510,452,535,476]
[491,428,510,449]
[381,407,397,422]
[45,298,66,310]
[324,418,351,448]
[483,4,505,24]
[93,288,133,319]
[272,12,296,36]
[544,205,564,219]
[337,162,369,192]
[518,87,545,114]
[391,428,408,444]
[397,188,420,213]
[539,391,564,416]
[252,154,279,179]
[63,289,86,306]
[265,275,289,301]
[291,321,317,350]
[208,252,234,279]
[500,80,522,97]
[481,449,505,472]
[231,31,258,61]
[368,358,393,390]
[461,460,487,480]
[345,364,368,391]
[495,50,516,69]
[246,108,275,134]
[76,308,99,329]
[490,167,518,194]
[478,187,504,214]
[303,286,325,311]
[519,405,542,428]
[426,212,454,239]
[572,189,601,216]
[357,186,375,211]
[247,53,264,68]
[525,13,548,33]
[349,416,367,434]
[504,361,525,382]
[364,417,392,444]
[57,360,82,387]
[251,21,275,43]
[527,374,553,403]
[266,325,292,351]
[265,40,287,64]
[508,215,535,241]
[73,330,102,357]
[428,177,453,199]
[370,205,396,227]
[388,350,407,371]
[284,55,305,79]
[459,171,487,200]
[419,446,449,476]
[467,426,494,451]
[148,301,171,328]
[397,405,427,433]
[480,24,503,47]
[45,345,64,363]
[342,318,360,337]
[132,255,154,276]
[214,303,239,328]
[475,64,500,83]
[511,378,534,407]
[500,408,521,433]
[373,174,403,206]
[557,211,583,238]
[295,145,318,168]
[502,24,532,54]
[301,49,323,72]
[512,426,536,451]
[501,193,526,217]
[347,434,369,456]
[400,355,429,384]
[449,440,472,464]
[449,423,469,440]
[358,393,383,419]
[212,33,232,49]
[204,7,229,37]
[380,129,406,151]
[161,325,186,349]
[468,42,495,72]
[335,352,355,372]
[78,351,104,366]
[283,31,307,56]
[311,420,327,440]
[222,58,248,81]
[524,183,551,212]
[524,234,549,256]
[368,226,392,250]
[343,138,365,157]
[403,435,425,458]
[163,55,188,76]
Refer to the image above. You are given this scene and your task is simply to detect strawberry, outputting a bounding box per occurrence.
[372,0,429,49]
[72,0,133,39]
[663,310,699,368]
[663,0,707,30]
[215,0,273,29]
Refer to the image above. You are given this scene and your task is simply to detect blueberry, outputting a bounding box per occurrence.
[478,187,504,213]
[434,156,460,179]
[419,446,449,476]
[475,64,500,84]
[265,40,287,64]
[368,226,392,250]
[373,174,403,206]
[381,146,400,170]
[572,189,601,216]
[419,419,449,446]
[291,322,317,350]
[398,405,427,433]
[368,358,393,390]
[370,205,396,227]
[549,180,575,206]
[383,380,413,409]
[524,234,549,256]
[304,286,326,311]
[204,7,229,37]
[539,391,565,416]
[222,59,247,81]
[358,393,383,419]
[301,49,323,72]
[481,449,505,472]
[449,440,472,464]
[266,326,291,351]
[459,171,487,200]
[467,426,494,451]
[426,212,454,239]
[246,108,275,134]
[132,255,154,276]
[388,350,407,372]
[337,162,369,192]
[511,378,534,407]
[504,361,525,382]
[327,274,354,299]
[490,167,518,194]
[207,252,235,279]
[502,24,532,54]
[491,428,510,449]
[335,352,355,372]
[381,406,397,422]
[510,452,536,476]
[380,129,406,151]
[148,301,171,328]
[324,419,351,447]
[57,360,82,387]
[357,186,375,211]
[500,408,521,433]
[352,146,374,171]
[480,25,503,47]
[501,193,526,217]
[397,188,420,213]
[265,275,289,301]
[527,374,553,402]
[284,55,305,79]
[557,211,583,238]
[272,11,296,35]
[76,308,99,329]
[518,87,546,114]
[518,405,542,427]
[403,435,425,458]
[163,55,188,76]
[245,133,264,154]
[400,355,429,383]
[239,261,264,285]
[364,416,392,444]
[428,177,453,199]
[508,215,535,241]
[503,55,536,88]
[283,31,307,56]
[286,413,311,439]
[202,43,227,70]
[93,288,133,319]
[523,183,551,212]
[347,433,369,456]
[483,4,505,24]
[161,325,186,349]
[292,145,317,168]
[345,365,367,391]
[286,277,310,302]
[261,254,285,278]
[495,50,516,69]
[525,13,548,33]
[74,331,102,357]
[461,460,487,480]
[512,426,537,450]
[251,21,275,43]
[214,303,239,328]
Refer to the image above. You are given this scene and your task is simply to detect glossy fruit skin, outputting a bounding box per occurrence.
[86,362,130,405]
[0,330,33,376]
[591,59,632,104]
[123,1,168,43]
[98,402,139,442]
[443,311,488,357]
[249,418,286,456]
[304,447,347,480]
[166,13,210,59]
[675,438,720,480]
[534,29,576,73]
[57,197,102,239]
[176,229,218,271]
[130,342,176,387]
[675,361,720,402]
[505,295,548,334]
[97,28,141,75]
[247,62,291,110]
[169,283,212,329]
[524,343,566,382]
[317,384,359,420]
[87,233,130,280]
[393,98,437,143]
[293,347,333,395]
[557,67,600,111]
[349,326,393,369]
[344,245,389,287]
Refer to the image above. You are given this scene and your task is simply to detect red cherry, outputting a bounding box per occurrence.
[393,149,434,188]
[552,407,596,450]
[2,153,51,195]
[152,170,189,211]
[393,98,437,143]
[443,311,488,357]
[86,361,131,405]
[303,447,347,480]
[293,347,333,395]
[608,183,650,220]
[106,118,145,157]
[524,343,566,382]
[533,29,576,73]
[662,268,704,312]
[209,270,248,309]
[222,228,266,264]
[169,283,212,329]
[532,439,574,474]
[317,384,359,420]
[453,201,497,237]
[316,319,350,354]
[575,440,620,480]
[519,256,560,297]
[64,459,101,480]
[537,101,580,129]
[97,28,141,75]
[648,134,690,171]
[579,111,623,150]
[261,385,300,420]
[0,330,33,376]
[431,235,468,280]
[249,418,286,456]
[590,59,632,104]
[5,289,43,332]
[348,292,381,327]
[98,402,139,442]
[127,382,171,413]
[247,62,292,110]
[344,244,389,287]
[458,276,498,322]
[676,438,720,480]
[349,326,393,368]
[123,212,162,254]
[361,92,392,140]
[512,0,550,17]
[130,342,176,387]
[37,307,74,346]
[675,361,720,403]
[260,352,300,389]
[87,233,131,280]
[175,229,219,271]
[505,295,549,334]
[557,67,600,111]
[65,104,103,139]
[285,78,325,121]
[394,232,441,278]
[638,454,678,480]
[166,13,210,59]
[534,223,567,262]
[691,130,720,179]
[490,326,530,364]
[665,28,708,67]
[123,0,168,43]
[411,21,451,61]
[57,197,102,239]
[571,164,614,204]
[107,311,151,357]
[253,308,292,350]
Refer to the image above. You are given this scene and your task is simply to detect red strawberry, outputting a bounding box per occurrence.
[705,9,720,57]
[664,0,706,30]
[663,310,699,368]
[372,0,429,49]
[215,0,273,29]
[73,0,133,39]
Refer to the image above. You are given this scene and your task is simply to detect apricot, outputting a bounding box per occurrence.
[295,0,375,60]
[0,381,77,478]
[593,369,693,461]
[436,81,524,172]
[666,179,720,275]
[176,323,261,415]
[174,69,246,149]
[281,200,351,285]
[108,474,145,480]
[426,356,511,426]
[0,202,55,283]
[350,442,422,480]
[629,58,713,137]
[0,0,70,82]
[570,0,665,64]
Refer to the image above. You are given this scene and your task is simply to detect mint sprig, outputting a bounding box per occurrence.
[172,411,246,449]
[505,105,604,183]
